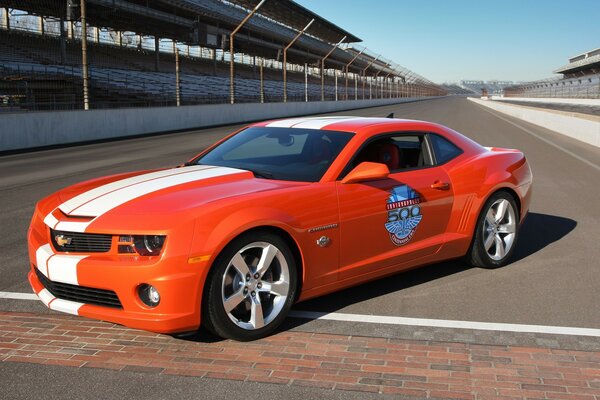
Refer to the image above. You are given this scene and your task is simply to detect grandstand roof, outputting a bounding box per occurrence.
[2,0,432,81]
[554,48,600,75]
[226,0,361,44]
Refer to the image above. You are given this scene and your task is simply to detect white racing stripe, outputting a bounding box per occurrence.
[266,116,360,129]
[65,166,244,217]
[54,220,93,233]
[47,254,87,285]
[289,310,600,338]
[35,244,53,278]
[291,117,365,129]
[265,117,318,128]
[59,165,213,215]
[49,298,84,315]
[43,213,59,229]
[36,289,55,307]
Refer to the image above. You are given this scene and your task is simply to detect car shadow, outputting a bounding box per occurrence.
[281,212,577,330]
[180,212,576,341]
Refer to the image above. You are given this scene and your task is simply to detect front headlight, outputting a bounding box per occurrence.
[118,235,166,256]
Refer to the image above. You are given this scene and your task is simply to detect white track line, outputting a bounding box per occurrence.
[3,291,598,337]
[473,102,600,172]
[289,310,600,338]
[0,291,37,300]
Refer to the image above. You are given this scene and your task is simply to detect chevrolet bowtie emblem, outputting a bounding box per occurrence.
[55,234,72,247]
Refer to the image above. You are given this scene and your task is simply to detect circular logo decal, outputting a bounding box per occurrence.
[385,185,422,246]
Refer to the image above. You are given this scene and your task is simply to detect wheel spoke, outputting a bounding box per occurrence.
[255,244,278,278]
[249,295,264,329]
[230,253,250,277]
[259,280,289,297]
[484,232,495,251]
[486,209,496,226]
[495,200,508,223]
[223,287,246,313]
[494,234,506,259]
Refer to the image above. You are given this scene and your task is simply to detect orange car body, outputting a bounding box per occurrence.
[28,117,532,333]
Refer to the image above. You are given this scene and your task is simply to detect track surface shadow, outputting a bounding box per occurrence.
[285,212,576,327]
[179,212,576,342]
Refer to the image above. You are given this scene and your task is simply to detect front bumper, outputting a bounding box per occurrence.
[27,215,209,334]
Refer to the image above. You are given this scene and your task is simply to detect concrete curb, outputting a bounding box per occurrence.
[468,97,600,147]
[0,97,434,152]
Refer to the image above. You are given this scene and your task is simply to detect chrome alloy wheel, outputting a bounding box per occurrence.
[221,242,290,330]
[483,199,517,261]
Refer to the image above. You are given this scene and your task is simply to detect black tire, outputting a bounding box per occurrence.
[202,231,297,341]
[467,191,519,269]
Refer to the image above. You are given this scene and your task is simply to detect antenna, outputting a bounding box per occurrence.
[386,112,394,119]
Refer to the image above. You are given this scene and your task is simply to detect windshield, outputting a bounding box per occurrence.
[191,127,354,182]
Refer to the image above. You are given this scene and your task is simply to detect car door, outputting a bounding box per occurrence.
[335,133,454,280]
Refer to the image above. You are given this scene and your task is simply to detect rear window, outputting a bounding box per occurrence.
[429,134,463,164]
[192,127,354,182]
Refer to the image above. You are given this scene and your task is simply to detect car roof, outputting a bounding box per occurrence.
[252,116,446,137]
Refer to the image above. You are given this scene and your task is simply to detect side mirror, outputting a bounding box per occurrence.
[341,162,390,184]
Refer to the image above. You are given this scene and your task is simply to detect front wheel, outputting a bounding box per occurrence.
[467,191,519,268]
[202,232,297,341]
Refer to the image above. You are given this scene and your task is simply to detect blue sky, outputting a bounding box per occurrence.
[296,0,600,83]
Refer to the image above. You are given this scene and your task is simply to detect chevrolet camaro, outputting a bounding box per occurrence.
[28,116,532,341]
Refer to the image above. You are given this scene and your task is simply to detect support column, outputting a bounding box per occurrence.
[354,74,358,100]
[260,59,264,103]
[154,36,160,72]
[321,35,346,101]
[304,63,308,102]
[2,8,9,30]
[39,16,44,35]
[59,16,66,64]
[230,0,266,104]
[80,0,90,110]
[335,72,338,101]
[283,19,313,102]
[174,42,181,107]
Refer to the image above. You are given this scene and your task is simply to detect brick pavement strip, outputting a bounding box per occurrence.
[0,312,599,399]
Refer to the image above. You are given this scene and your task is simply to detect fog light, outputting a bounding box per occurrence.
[138,284,160,307]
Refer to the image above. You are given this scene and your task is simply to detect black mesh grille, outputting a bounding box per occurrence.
[35,268,122,309]
[50,229,112,253]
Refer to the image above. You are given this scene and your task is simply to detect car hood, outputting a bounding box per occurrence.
[56,165,304,219]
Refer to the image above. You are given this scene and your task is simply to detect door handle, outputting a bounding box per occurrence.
[431,181,450,190]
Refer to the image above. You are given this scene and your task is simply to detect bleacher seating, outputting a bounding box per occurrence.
[0,30,351,110]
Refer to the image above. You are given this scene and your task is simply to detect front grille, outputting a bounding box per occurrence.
[35,268,122,309]
[50,229,112,253]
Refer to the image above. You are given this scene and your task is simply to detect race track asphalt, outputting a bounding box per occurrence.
[2,97,600,399]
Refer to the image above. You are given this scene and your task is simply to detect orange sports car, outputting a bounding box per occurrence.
[28,116,532,341]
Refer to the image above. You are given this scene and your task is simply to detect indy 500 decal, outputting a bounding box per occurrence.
[385,185,422,246]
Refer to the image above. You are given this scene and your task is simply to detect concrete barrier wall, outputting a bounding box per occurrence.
[0,97,432,152]
[491,96,600,106]
[468,97,600,147]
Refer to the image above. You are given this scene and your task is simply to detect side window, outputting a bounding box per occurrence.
[429,134,462,164]
[351,134,432,172]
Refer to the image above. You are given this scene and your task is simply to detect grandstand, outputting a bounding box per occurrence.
[459,80,514,96]
[504,48,600,99]
[0,0,445,112]
[440,84,477,96]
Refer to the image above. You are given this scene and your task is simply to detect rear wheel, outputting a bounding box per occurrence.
[203,232,297,341]
[467,191,519,268]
